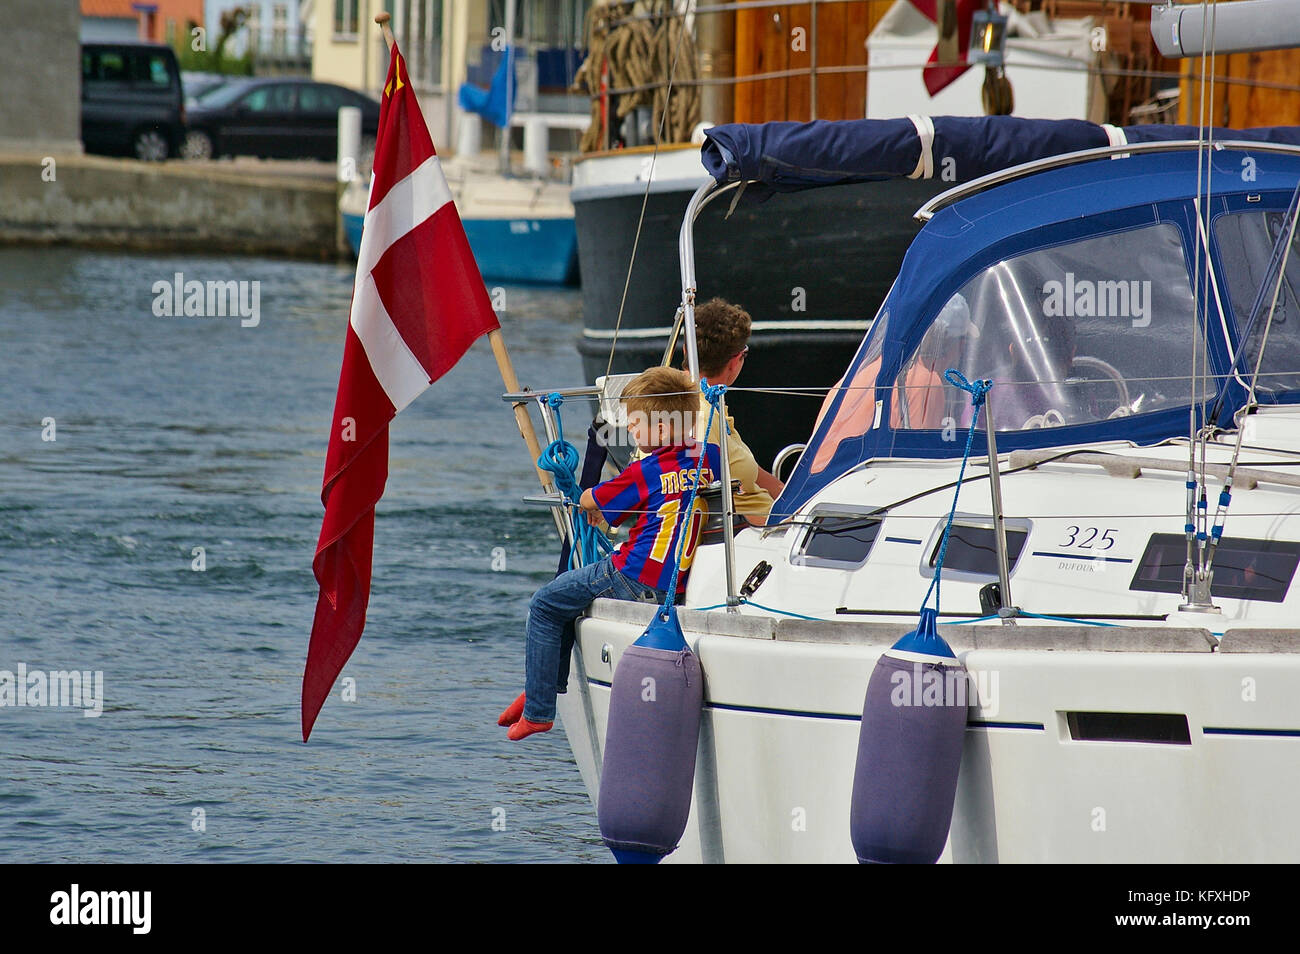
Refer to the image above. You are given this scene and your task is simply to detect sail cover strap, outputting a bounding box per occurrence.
[908,115,936,180]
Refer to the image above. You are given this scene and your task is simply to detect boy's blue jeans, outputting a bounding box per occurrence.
[524,556,665,723]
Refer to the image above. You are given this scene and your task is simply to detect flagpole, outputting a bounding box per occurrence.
[374,12,554,493]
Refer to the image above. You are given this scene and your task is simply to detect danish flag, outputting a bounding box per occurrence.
[303,43,499,741]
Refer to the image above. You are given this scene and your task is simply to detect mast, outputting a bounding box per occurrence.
[499,0,516,177]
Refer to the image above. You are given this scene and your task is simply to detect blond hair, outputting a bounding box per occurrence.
[621,366,698,443]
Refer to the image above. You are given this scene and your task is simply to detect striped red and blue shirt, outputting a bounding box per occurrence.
[592,443,721,595]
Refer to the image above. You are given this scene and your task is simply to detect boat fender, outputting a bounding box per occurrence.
[597,608,703,864]
[849,607,968,864]
[597,379,721,863]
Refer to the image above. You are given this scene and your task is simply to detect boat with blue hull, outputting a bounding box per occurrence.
[461,216,578,286]
[341,157,579,286]
[511,113,1300,862]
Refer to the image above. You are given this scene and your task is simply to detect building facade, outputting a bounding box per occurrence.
[205,0,308,61]
[311,1,588,155]
[5,0,82,152]
[81,0,206,45]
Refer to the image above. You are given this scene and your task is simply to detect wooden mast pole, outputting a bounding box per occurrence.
[374,13,554,492]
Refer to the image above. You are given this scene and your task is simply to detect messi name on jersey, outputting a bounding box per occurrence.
[592,444,722,594]
[658,465,714,496]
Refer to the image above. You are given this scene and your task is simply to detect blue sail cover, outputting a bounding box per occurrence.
[701,116,1300,196]
[770,139,1300,523]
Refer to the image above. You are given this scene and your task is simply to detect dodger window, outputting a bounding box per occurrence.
[896,223,1203,432]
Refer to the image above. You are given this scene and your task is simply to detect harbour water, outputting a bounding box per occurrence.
[0,247,608,862]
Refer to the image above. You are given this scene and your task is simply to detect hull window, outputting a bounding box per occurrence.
[1066,711,1191,745]
[794,511,883,569]
[927,524,1027,576]
[1129,533,1300,603]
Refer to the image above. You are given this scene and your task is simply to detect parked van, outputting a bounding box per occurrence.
[82,43,184,161]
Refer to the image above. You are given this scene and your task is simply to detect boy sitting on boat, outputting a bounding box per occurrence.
[499,366,722,740]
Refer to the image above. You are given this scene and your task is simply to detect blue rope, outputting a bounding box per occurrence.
[536,392,613,571]
[659,381,722,615]
[1016,611,1118,627]
[690,599,825,620]
[921,370,992,617]
[950,611,1118,627]
[688,604,1120,626]
[918,372,1121,630]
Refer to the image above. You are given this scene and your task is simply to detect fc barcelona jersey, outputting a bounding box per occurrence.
[591,443,721,594]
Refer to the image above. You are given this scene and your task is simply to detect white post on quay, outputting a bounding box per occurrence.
[337,106,362,185]
[335,105,363,256]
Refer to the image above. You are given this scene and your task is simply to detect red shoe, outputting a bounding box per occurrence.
[507,718,554,741]
[498,691,526,727]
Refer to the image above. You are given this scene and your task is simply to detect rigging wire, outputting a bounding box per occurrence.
[1201,2,1220,581]
[1184,0,1216,601]
[603,0,696,379]
[520,368,1300,407]
[1206,190,1300,577]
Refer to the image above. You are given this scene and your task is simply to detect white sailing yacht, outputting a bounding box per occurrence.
[511,2,1300,862]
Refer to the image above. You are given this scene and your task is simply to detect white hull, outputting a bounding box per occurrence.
[563,601,1300,863]
[560,413,1300,863]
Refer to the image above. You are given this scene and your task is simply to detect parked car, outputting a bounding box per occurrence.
[81,42,184,161]
[182,71,232,107]
[181,78,380,161]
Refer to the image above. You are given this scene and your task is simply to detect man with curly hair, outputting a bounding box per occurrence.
[688,298,783,524]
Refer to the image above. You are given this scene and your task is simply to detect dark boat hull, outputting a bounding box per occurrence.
[574,176,949,470]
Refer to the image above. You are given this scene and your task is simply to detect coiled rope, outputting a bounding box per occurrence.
[536,392,613,570]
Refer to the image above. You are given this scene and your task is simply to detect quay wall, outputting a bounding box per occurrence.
[0,154,340,260]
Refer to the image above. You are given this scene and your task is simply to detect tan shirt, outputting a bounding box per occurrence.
[696,393,774,520]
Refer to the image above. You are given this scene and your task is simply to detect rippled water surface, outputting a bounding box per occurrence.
[0,247,606,862]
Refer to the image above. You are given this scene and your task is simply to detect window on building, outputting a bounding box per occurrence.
[334,0,359,37]
[273,4,288,55]
[393,0,444,88]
